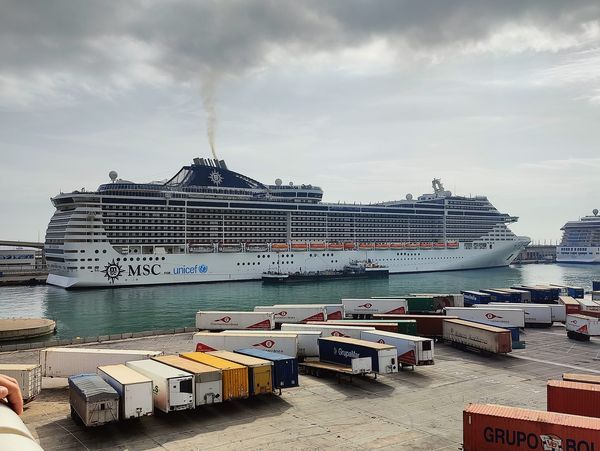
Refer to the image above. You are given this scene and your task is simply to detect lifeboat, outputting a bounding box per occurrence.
[219,243,242,253]
[447,241,459,249]
[246,243,269,252]
[433,243,446,249]
[291,243,309,251]
[309,242,327,251]
[327,243,344,251]
[420,242,433,249]
[405,243,419,250]
[344,242,356,250]
[358,243,375,250]
[271,243,289,252]
[375,243,390,249]
[189,243,215,253]
[390,243,405,250]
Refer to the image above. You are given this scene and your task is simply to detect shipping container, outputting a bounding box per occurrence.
[68,374,119,427]
[320,319,418,336]
[565,314,600,340]
[281,323,375,339]
[548,380,600,418]
[511,285,554,302]
[488,289,524,303]
[409,293,465,308]
[341,298,407,316]
[473,303,552,327]
[359,330,434,366]
[480,289,513,302]
[461,291,492,306]
[568,287,585,299]
[444,307,525,328]
[470,321,525,349]
[219,330,320,358]
[196,311,274,330]
[372,296,435,313]
[180,352,249,401]
[463,403,600,451]
[0,364,42,402]
[559,296,581,315]
[152,355,222,406]
[577,298,600,313]
[563,373,600,385]
[235,348,299,391]
[40,348,162,378]
[208,350,272,395]
[125,359,194,412]
[317,336,398,374]
[593,291,600,301]
[443,319,512,354]
[374,314,459,339]
[97,364,153,419]
[192,332,298,357]
[272,304,344,320]
[489,302,566,323]
[253,305,327,324]
[593,281,600,291]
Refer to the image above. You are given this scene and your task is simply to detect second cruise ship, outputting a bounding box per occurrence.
[45,158,530,288]
[556,209,600,263]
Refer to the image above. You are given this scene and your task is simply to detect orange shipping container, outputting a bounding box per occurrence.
[548,380,600,418]
[563,373,600,385]
[463,403,600,451]
[559,296,581,315]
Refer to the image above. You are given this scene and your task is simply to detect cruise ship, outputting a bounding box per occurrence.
[556,210,600,263]
[45,158,530,288]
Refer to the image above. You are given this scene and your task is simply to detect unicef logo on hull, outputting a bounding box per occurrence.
[173,264,208,275]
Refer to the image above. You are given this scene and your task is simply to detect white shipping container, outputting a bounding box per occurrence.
[593,291,600,301]
[489,302,566,322]
[196,311,274,330]
[473,304,552,326]
[281,323,375,339]
[274,304,345,320]
[125,359,194,413]
[444,307,525,328]
[40,348,163,378]
[341,298,408,315]
[566,314,600,336]
[578,298,600,312]
[220,330,321,358]
[0,364,42,401]
[359,330,434,366]
[254,305,327,323]
[193,332,298,357]
[442,319,512,354]
[97,364,153,419]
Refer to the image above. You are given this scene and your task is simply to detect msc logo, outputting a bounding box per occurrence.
[358,303,373,309]
[485,313,502,320]
[254,340,275,349]
[215,316,232,323]
[102,259,124,284]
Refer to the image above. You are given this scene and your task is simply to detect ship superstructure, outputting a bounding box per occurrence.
[45,158,530,288]
[556,210,600,263]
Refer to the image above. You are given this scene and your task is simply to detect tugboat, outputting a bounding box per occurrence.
[261,260,389,284]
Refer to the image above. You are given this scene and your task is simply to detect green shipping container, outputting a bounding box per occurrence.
[406,297,436,313]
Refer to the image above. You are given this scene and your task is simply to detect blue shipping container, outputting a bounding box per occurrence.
[317,337,397,373]
[567,287,585,299]
[594,281,600,291]
[235,348,298,390]
[511,286,553,303]
[461,291,491,306]
[480,289,513,302]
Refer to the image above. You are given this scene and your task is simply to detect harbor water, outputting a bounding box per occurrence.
[0,264,598,340]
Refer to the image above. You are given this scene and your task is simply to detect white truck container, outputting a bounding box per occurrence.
[359,330,434,366]
[220,330,321,358]
[254,305,327,324]
[40,348,163,378]
[273,304,345,320]
[196,311,274,330]
[442,319,512,354]
[0,364,42,402]
[578,298,600,312]
[281,323,375,339]
[125,359,194,413]
[97,364,154,420]
[444,307,525,328]
[193,332,298,357]
[489,302,567,323]
[566,314,600,341]
[341,298,408,316]
[473,303,552,327]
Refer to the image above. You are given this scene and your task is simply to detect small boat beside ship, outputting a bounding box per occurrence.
[261,260,389,284]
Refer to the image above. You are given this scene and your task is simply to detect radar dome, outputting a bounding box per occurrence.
[275,178,282,186]
[406,193,413,201]
[109,170,118,182]
[594,208,599,216]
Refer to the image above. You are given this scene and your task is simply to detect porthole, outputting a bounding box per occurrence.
[95,250,99,254]
[102,250,107,254]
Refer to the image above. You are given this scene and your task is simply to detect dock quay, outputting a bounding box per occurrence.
[1,327,599,450]
[0,318,56,341]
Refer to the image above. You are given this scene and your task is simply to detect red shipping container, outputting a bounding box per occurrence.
[548,380,600,418]
[563,373,600,385]
[559,296,581,315]
[374,314,458,338]
[463,403,600,451]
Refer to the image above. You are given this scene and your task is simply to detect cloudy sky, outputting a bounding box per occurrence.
[2,0,600,243]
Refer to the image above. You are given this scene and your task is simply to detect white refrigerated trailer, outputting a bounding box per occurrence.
[97,364,154,420]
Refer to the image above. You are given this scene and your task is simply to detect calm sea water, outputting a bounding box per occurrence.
[0,264,598,340]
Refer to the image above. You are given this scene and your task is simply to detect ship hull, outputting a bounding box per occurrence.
[47,240,527,288]
[556,247,600,264]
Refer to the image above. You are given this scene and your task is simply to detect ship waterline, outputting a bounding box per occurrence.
[45,158,529,288]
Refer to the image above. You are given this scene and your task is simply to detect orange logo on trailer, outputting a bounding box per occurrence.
[215,316,232,323]
[195,342,217,352]
[254,339,275,349]
[485,313,502,320]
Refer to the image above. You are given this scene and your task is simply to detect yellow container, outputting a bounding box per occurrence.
[208,350,273,395]
[181,352,249,401]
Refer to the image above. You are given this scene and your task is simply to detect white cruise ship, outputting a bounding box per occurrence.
[45,158,530,288]
[556,210,600,263]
